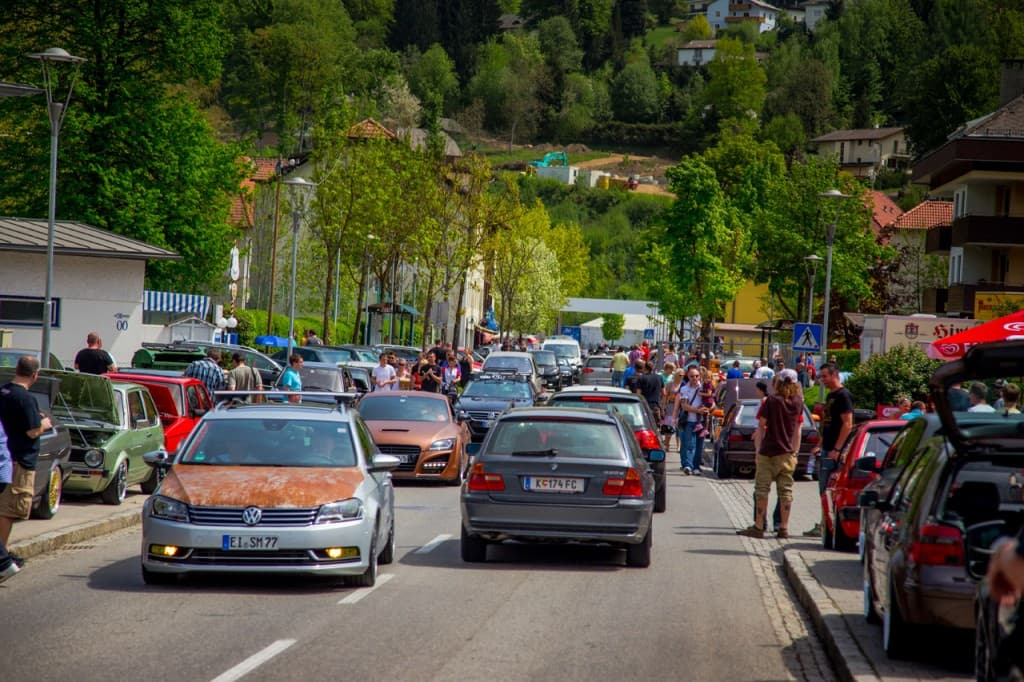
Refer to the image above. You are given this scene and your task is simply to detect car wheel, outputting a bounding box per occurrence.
[883,575,913,658]
[654,480,667,513]
[347,527,378,587]
[101,460,128,505]
[140,465,163,495]
[821,512,834,550]
[446,451,465,487]
[834,519,857,552]
[714,449,731,479]
[141,563,178,586]
[461,524,487,563]
[625,525,652,568]
[379,516,396,565]
[862,556,880,624]
[31,465,62,519]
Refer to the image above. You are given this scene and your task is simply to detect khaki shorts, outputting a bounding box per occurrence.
[753,453,797,502]
[0,463,35,520]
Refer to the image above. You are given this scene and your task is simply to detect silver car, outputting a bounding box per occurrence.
[460,407,661,567]
[140,395,399,587]
[579,354,614,385]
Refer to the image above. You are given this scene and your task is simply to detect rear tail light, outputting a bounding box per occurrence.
[805,433,820,444]
[728,432,746,442]
[581,395,610,402]
[582,368,594,374]
[603,468,644,497]
[909,524,963,566]
[467,462,505,492]
[634,429,660,451]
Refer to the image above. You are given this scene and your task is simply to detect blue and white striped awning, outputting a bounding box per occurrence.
[144,290,211,319]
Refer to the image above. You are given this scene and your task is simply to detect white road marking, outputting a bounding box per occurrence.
[337,573,394,604]
[414,533,452,554]
[210,639,296,682]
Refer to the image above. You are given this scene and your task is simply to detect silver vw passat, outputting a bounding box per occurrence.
[460,406,662,567]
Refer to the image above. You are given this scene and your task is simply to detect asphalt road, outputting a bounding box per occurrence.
[0,466,835,682]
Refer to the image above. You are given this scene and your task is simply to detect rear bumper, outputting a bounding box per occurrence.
[462,497,652,544]
[904,580,976,630]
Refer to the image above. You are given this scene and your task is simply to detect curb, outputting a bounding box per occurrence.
[9,509,142,560]
[782,548,880,682]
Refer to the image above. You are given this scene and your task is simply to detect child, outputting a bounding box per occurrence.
[693,366,716,439]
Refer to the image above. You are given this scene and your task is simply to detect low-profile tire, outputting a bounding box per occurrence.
[653,480,667,513]
[461,525,487,563]
[379,517,396,565]
[883,576,913,658]
[31,465,62,519]
[625,525,652,568]
[101,460,128,505]
[863,557,880,624]
[141,563,178,586]
[834,519,857,552]
[347,529,378,587]
[821,512,834,550]
[140,465,163,495]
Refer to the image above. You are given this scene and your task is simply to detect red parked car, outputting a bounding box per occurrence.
[820,419,903,551]
[105,372,212,455]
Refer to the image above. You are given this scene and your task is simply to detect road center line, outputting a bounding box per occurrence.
[337,573,394,604]
[414,533,452,554]
[210,639,296,682]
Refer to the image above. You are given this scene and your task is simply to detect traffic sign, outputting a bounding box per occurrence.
[643,328,655,340]
[559,325,581,343]
[792,323,823,353]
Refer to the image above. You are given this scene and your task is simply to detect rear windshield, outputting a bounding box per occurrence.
[939,457,1024,525]
[487,419,625,459]
[548,396,645,428]
[861,429,900,459]
[179,418,357,467]
[735,402,760,426]
[531,351,556,365]
[585,356,612,369]
[296,366,344,392]
[359,395,450,422]
[463,381,532,400]
[545,344,578,358]
[484,357,531,372]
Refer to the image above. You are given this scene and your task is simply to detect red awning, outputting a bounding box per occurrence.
[927,310,1024,360]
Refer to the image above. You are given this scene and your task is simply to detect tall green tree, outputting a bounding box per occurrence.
[702,37,767,126]
[611,57,660,123]
[404,43,460,114]
[601,313,626,342]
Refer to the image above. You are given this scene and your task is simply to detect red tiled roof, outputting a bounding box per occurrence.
[868,190,903,233]
[346,118,397,140]
[811,127,904,143]
[891,200,952,230]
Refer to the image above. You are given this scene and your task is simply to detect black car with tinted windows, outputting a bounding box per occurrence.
[453,375,544,442]
[528,349,562,390]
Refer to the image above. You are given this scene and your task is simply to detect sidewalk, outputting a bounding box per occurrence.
[8,491,147,560]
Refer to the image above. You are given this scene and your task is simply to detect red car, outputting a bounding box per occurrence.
[820,419,903,551]
[106,372,212,455]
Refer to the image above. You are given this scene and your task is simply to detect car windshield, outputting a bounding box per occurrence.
[545,345,577,358]
[345,348,378,362]
[484,357,530,372]
[358,395,450,422]
[487,419,624,459]
[463,381,532,400]
[549,396,645,428]
[179,419,357,467]
[735,402,760,426]
[295,366,344,391]
[531,351,556,366]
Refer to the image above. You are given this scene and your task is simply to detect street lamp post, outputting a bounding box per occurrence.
[27,47,86,368]
[817,188,851,402]
[282,177,315,360]
[804,255,822,323]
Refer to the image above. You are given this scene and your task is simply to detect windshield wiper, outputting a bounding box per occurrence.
[511,449,558,457]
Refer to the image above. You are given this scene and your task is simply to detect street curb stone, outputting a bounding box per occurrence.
[783,548,880,682]
[9,508,141,560]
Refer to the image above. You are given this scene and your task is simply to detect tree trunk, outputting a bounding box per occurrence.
[321,245,336,345]
[421,268,437,348]
[452,276,467,350]
[352,267,367,344]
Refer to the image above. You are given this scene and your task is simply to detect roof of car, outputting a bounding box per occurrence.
[497,406,620,423]
[203,402,351,421]
[106,372,199,386]
[555,385,634,396]
[485,351,533,358]
[359,389,447,401]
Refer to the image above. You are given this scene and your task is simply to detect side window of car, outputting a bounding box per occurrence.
[354,419,377,464]
[895,446,938,514]
[141,390,158,424]
[186,386,201,413]
[127,391,146,427]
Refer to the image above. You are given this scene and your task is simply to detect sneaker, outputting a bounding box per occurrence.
[736,525,765,539]
[692,469,702,476]
[776,529,789,539]
[682,467,692,475]
[802,523,822,537]
[0,560,21,584]
[9,553,25,568]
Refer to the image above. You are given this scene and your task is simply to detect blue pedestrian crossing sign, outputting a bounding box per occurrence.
[643,328,655,340]
[792,323,823,353]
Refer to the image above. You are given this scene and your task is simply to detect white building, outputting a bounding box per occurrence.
[706,0,780,33]
[803,0,830,32]
[677,40,719,67]
[810,127,911,180]
[0,217,180,368]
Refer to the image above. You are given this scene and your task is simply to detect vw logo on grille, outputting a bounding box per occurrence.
[242,506,263,526]
[489,412,498,419]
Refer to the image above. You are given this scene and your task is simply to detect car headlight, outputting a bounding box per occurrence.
[84,449,104,468]
[316,498,363,524]
[150,495,190,523]
[428,438,456,451]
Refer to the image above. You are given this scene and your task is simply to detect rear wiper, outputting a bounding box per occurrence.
[511,449,558,457]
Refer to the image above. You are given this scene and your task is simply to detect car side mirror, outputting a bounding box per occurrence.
[858,490,881,509]
[964,519,1007,581]
[647,448,665,463]
[370,453,400,472]
[855,456,878,473]
[133,417,150,429]
[191,407,207,419]
[143,449,173,468]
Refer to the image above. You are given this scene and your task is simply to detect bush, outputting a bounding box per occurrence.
[844,345,943,410]
[827,349,860,372]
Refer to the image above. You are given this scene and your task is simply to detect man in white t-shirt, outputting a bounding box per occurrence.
[372,353,398,391]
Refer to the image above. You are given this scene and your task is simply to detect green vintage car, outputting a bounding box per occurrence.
[46,370,165,505]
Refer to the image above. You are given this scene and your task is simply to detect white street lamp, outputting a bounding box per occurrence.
[27,47,86,368]
[282,177,316,359]
[817,188,851,402]
[804,254,822,324]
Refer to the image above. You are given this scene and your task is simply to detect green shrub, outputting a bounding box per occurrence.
[845,345,943,410]
[827,349,860,372]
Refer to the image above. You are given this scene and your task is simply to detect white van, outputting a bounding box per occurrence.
[541,337,582,369]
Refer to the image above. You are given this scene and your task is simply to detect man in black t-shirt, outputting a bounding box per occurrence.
[419,352,441,393]
[0,356,51,564]
[804,362,854,537]
[74,332,116,374]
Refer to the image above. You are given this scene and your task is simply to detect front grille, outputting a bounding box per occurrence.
[187,549,315,565]
[188,506,319,526]
[69,449,86,463]
[377,444,420,471]
[467,411,497,421]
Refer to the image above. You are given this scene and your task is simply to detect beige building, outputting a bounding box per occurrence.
[811,127,910,180]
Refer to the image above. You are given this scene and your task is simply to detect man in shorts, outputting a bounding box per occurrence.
[0,356,52,570]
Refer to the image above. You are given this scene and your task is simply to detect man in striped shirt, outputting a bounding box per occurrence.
[184,348,226,398]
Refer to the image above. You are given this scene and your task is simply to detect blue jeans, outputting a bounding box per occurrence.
[681,421,705,469]
[611,370,623,386]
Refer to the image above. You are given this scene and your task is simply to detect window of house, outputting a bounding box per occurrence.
[996,185,1011,216]
[0,296,60,328]
[892,140,899,154]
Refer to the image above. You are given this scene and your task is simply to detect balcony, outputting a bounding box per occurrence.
[729,2,753,9]
[725,15,765,22]
[946,281,1024,316]
[922,287,948,314]
[951,214,1024,247]
[925,224,951,254]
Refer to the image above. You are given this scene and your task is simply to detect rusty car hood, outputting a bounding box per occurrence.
[365,419,457,446]
[161,464,365,507]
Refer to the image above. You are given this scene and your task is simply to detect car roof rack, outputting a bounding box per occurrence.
[211,390,359,411]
